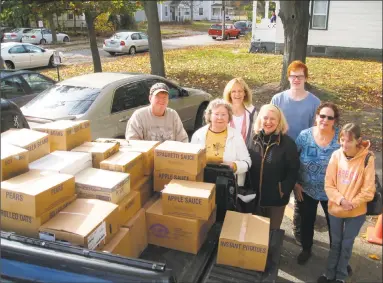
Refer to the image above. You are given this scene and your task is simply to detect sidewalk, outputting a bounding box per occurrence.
[280,151,382,282]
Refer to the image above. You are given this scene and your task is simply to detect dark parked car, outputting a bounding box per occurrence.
[1,98,29,133]
[0,70,56,107]
[234,21,252,35]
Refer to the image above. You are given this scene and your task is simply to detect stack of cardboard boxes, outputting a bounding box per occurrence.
[0,121,160,256]
[153,141,206,192]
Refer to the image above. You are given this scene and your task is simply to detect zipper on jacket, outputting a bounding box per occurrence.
[258,140,278,206]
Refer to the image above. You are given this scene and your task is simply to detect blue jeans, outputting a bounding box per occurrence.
[325,214,366,281]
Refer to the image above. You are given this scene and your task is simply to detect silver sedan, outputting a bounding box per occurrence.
[21,73,212,139]
[103,31,149,56]
[3,28,33,43]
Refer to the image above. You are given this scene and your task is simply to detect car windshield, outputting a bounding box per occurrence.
[112,33,129,39]
[9,28,21,33]
[22,84,100,119]
[31,29,43,34]
[211,25,222,30]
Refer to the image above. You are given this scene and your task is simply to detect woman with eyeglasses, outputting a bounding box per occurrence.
[191,99,251,186]
[248,104,300,230]
[295,102,341,265]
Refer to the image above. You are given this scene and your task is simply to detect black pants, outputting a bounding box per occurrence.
[298,192,331,251]
[293,194,301,237]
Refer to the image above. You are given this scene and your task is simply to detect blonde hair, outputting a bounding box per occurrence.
[223,78,253,107]
[253,104,289,135]
[204,99,233,124]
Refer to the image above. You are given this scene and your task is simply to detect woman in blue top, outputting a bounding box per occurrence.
[295,102,341,265]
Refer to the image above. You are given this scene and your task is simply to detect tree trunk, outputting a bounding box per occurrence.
[143,0,166,77]
[278,1,310,89]
[85,11,102,73]
[190,0,194,22]
[74,13,77,34]
[47,13,58,43]
[222,1,226,39]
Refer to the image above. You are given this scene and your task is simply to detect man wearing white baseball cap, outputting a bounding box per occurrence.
[125,82,188,142]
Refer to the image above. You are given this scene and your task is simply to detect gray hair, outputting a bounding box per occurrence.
[204,98,233,124]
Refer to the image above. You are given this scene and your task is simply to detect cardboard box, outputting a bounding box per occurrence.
[75,168,130,204]
[1,128,50,162]
[33,120,91,152]
[72,142,120,168]
[1,170,75,217]
[39,199,119,250]
[104,209,148,258]
[132,175,153,192]
[29,151,92,175]
[117,191,141,225]
[217,211,270,272]
[154,141,206,175]
[161,180,216,220]
[100,151,144,186]
[132,176,153,207]
[146,199,216,254]
[1,142,29,181]
[1,194,77,238]
[96,138,160,176]
[153,169,204,192]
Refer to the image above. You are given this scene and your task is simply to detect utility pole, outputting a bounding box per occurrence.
[222,0,226,40]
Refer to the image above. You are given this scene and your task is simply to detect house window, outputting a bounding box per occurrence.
[199,8,203,15]
[165,6,168,17]
[310,0,329,30]
[67,13,74,20]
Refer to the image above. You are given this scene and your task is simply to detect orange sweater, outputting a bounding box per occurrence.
[325,141,376,218]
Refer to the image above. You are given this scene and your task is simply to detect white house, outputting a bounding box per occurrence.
[252,1,382,59]
[134,1,235,22]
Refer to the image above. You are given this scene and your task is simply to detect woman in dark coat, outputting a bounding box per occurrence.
[248,104,300,230]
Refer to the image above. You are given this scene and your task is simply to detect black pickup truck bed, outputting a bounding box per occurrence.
[1,225,284,283]
[140,223,284,283]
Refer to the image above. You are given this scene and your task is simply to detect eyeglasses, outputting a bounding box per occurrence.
[289,75,305,80]
[319,114,335,121]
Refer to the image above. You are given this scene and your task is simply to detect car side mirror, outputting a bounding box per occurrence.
[181,89,188,97]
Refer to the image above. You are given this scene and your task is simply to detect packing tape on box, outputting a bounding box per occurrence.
[238,214,250,242]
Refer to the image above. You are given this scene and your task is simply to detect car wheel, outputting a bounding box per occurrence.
[40,38,46,44]
[194,103,208,130]
[5,61,14,70]
[48,55,56,67]
[63,36,69,43]
[236,34,239,39]
[212,36,216,39]
[129,46,136,55]
[225,34,230,40]
[108,52,116,56]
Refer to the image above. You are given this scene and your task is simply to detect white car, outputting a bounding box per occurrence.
[22,28,70,45]
[103,31,149,56]
[22,72,212,139]
[1,42,63,69]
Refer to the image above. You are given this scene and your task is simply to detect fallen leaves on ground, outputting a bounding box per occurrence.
[41,39,382,150]
[369,254,381,261]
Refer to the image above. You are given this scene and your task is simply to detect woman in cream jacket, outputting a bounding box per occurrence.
[191,98,251,186]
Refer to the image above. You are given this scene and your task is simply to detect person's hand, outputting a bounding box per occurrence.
[340,198,354,211]
[221,162,235,169]
[294,183,304,202]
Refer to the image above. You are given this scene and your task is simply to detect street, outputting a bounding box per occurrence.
[60,34,239,65]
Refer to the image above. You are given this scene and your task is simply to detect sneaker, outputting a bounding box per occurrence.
[347,265,352,276]
[317,275,330,283]
[297,249,311,265]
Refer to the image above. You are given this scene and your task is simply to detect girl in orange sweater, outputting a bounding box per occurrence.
[317,123,376,283]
